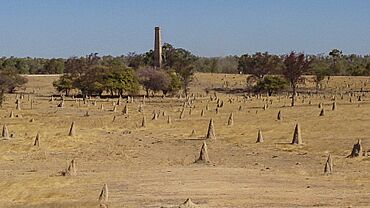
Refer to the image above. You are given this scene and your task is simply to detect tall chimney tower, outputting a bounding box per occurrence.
[154,26,162,68]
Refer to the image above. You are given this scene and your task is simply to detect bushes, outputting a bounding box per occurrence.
[136,68,181,96]
[53,55,139,97]
[253,76,288,96]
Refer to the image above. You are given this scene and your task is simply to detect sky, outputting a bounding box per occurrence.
[0,0,369,58]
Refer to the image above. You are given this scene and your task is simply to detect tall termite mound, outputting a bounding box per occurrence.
[347,139,362,158]
[195,141,210,163]
[205,119,216,140]
[291,123,302,144]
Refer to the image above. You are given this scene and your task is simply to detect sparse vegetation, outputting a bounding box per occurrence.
[0,73,369,207]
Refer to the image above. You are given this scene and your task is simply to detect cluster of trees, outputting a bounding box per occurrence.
[0,66,28,107]
[53,53,139,97]
[238,51,312,106]
[237,50,369,95]
[53,43,197,97]
[0,57,64,74]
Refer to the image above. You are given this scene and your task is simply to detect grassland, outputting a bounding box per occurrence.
[0,73,369,207]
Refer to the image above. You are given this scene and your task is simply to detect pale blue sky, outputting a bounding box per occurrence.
[0,0,369,58]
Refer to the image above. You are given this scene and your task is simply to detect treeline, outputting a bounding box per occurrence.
[50,50,337,107]
[1,45,369,107]
[1,48,370,76]
[0,57,64,74]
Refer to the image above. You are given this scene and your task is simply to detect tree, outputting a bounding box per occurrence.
[166,70,182,95]
[74,65,107,96]
[54,54,139,97]
[137,67,170,96]
[143,50,155,67]
[313,67,328,91]
[311,56,330,92]
[217,56,239,74]
[282,52,312,106]
[364,63,370,76]
[53,75,74,96]
[42,58,65,74]
[328,49,343,75]
[162,44,197,97]
[102,61,139,96]
[65,53,102,96]
[254,76,288,96]
[194,57,218,73]
[0,67,28,107]
[64,56,87,76]
[329,49,342,59]
[0,66,28,93]
[15,59,30,74]
[28,58,45,74]
[238,52,280,80]
[347,64,366,76]
[125,52,145,69]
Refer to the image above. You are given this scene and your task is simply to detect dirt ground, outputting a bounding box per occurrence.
[0,73,369,207]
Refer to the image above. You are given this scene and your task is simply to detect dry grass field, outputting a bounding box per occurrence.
[0,73,369,207]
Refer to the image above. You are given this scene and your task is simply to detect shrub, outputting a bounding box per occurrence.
[253,76,288,96]
[136,67,171,96]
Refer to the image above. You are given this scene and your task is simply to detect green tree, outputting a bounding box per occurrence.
[0,66,28,93]
[166,70,182,94]
[125,52,145,69]
[53,75,74,96]
[74,65,106,96]
[254,76,288,96]
[42,58,65,74]
[364,63,370,76]
[15,59,30,74]
[328,49,343,75]
[162,45,197,97]
[103,61,139,96]
[0,66,28,107]
[137,67,170,96]
[311,56,330,92]
[238,52,280,80]
[313,67,328,91]
[28,58,45,74]
[53,54,139,97]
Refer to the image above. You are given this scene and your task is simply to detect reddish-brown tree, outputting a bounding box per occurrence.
[282,52,312,106]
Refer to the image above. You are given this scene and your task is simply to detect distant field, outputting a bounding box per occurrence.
[0,73,369,207]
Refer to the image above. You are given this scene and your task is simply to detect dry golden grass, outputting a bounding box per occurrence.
[0,73,369,207]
